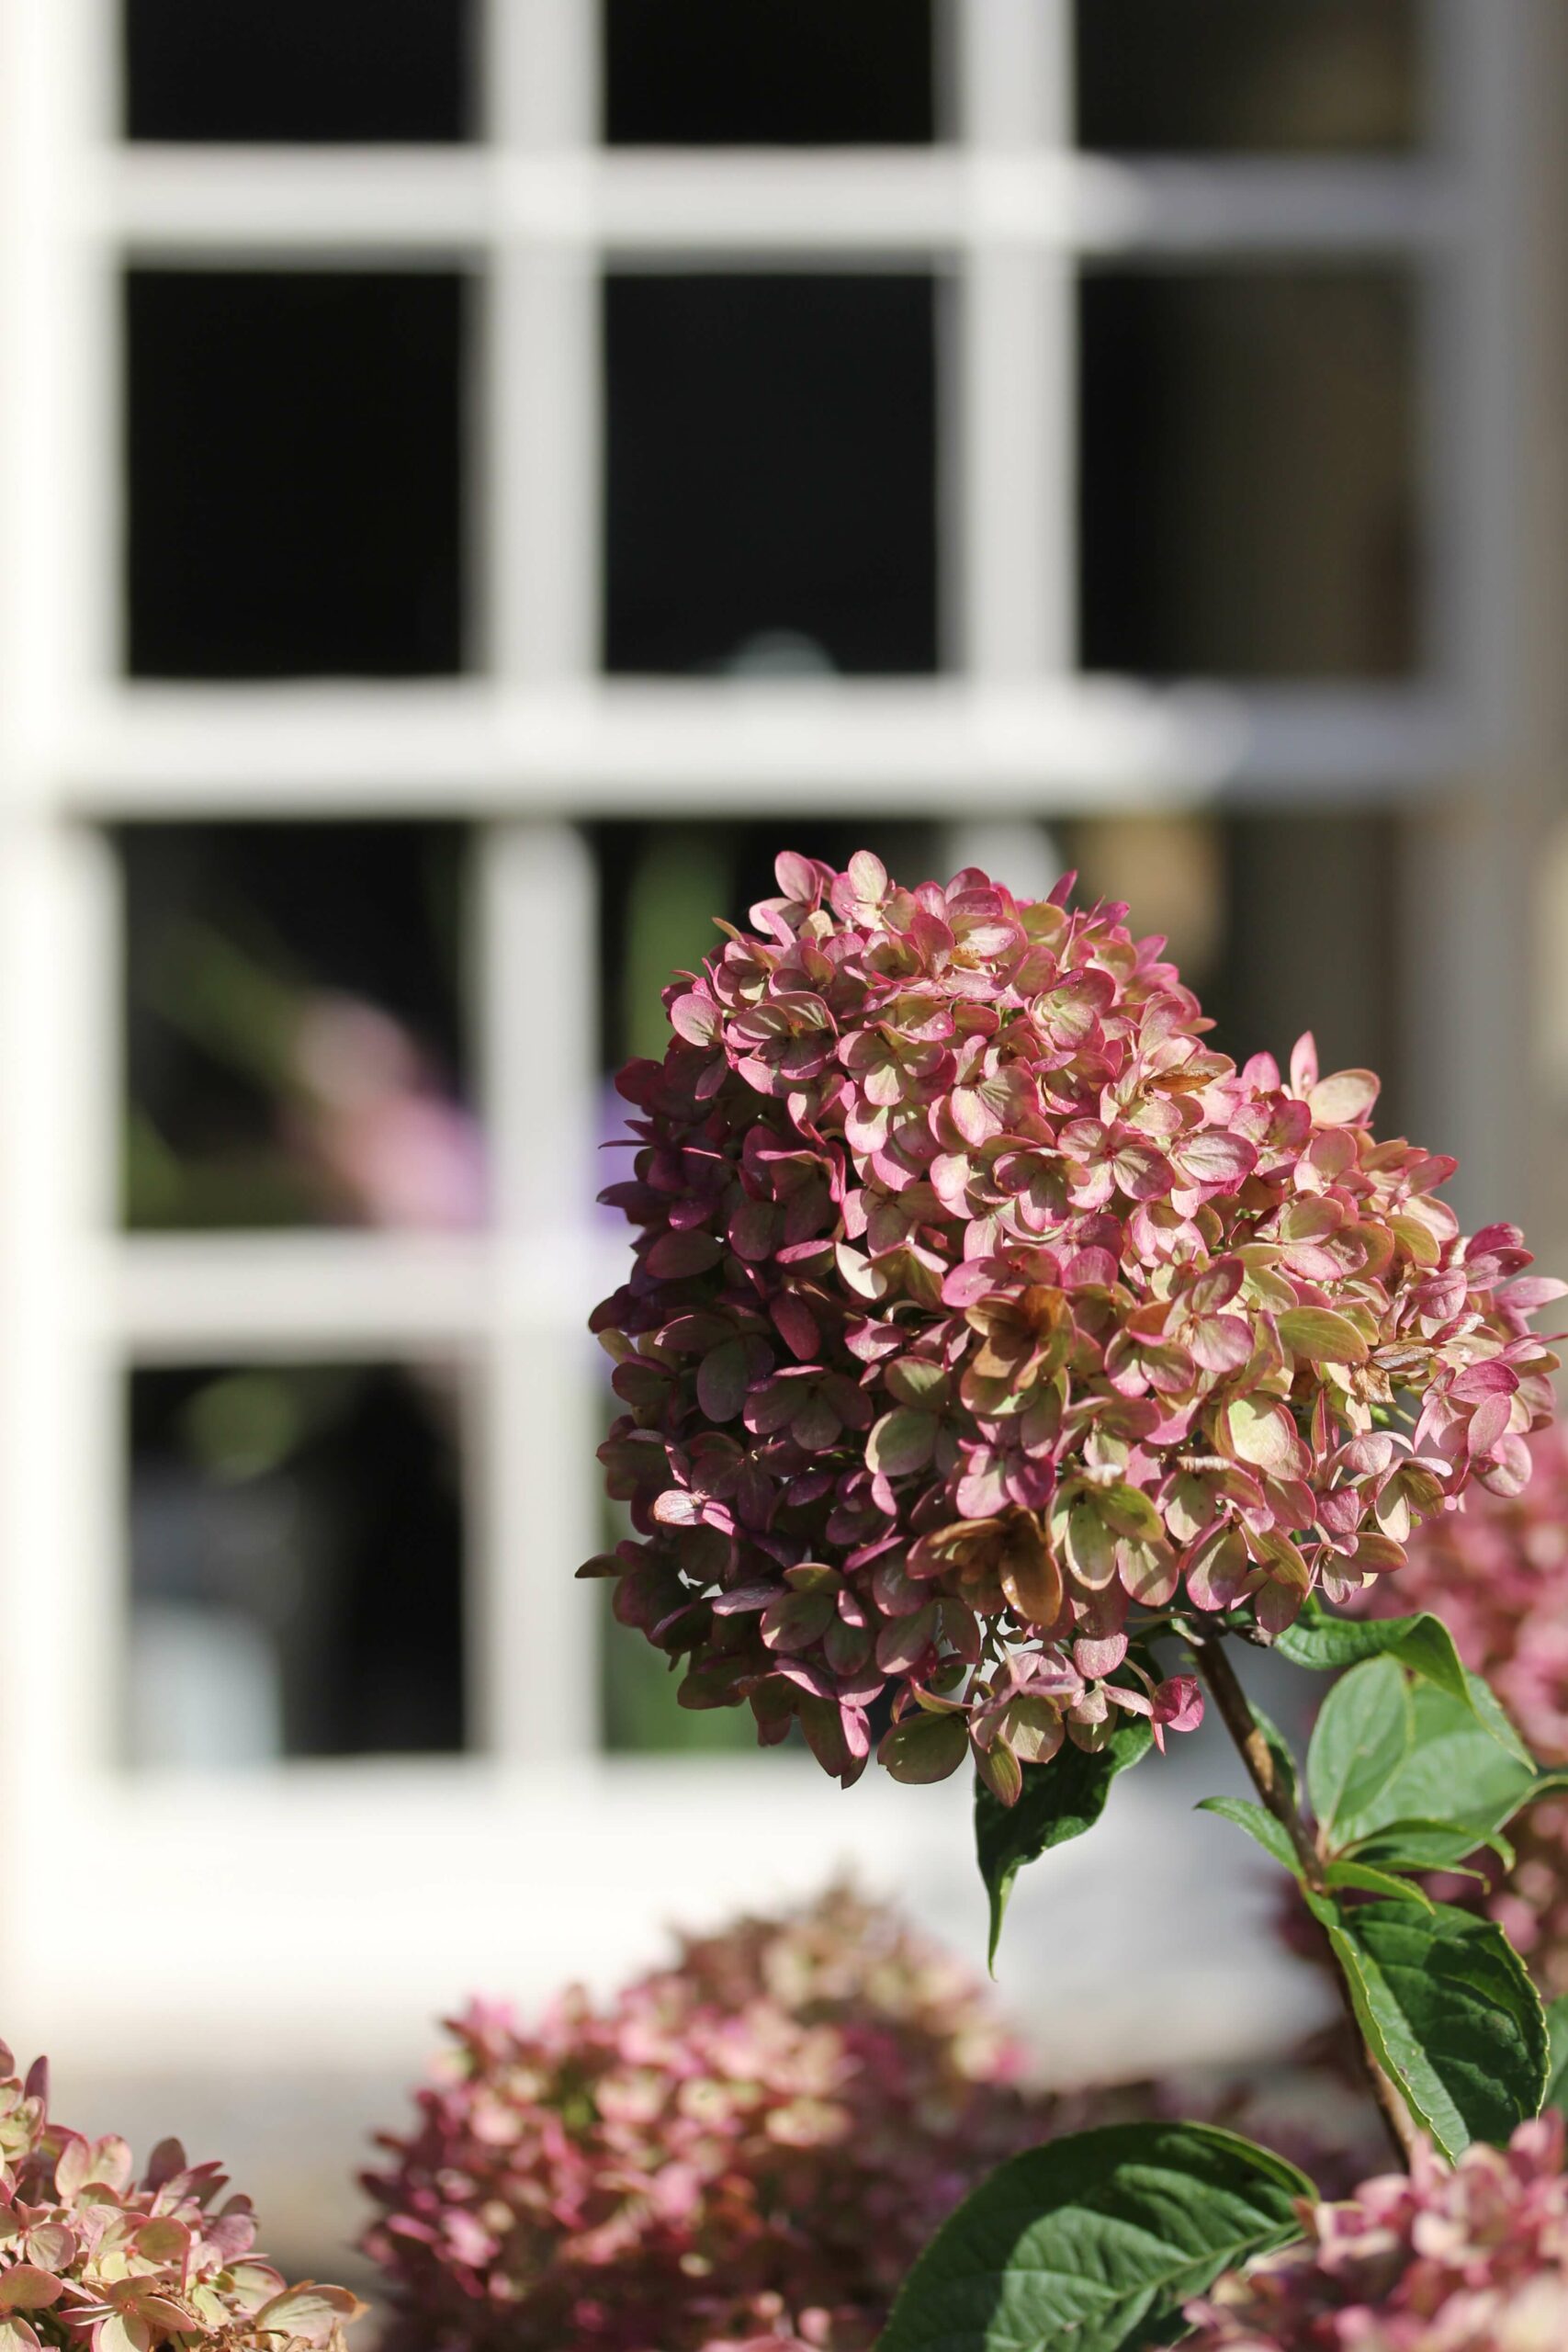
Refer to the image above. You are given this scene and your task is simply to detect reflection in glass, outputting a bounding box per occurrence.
[126,1362,468,1767]
[1078,269,1417,678]
[1217,814,1404,1133]
[600,1587,763,1757]
[1066,815,1225,1001]
[119,822,481,1233]
[1075,0,1419,153]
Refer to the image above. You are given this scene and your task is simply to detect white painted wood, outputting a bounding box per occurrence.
[93,151,1464,260]
[477,823,601,1763]
[58,680,1469,811]
[484,247,600,681]
[954,2,1074,679]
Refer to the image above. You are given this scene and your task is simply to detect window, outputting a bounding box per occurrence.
[0,0,1542,2272]
[127,1357,468,1766]
[603,0,937,147]
[124,0,475,144]
[604,275,942,675]
[119,821,477,1230]
[126,272,468,678]
[1078,269,1418,678]
[1074,0,1421,154]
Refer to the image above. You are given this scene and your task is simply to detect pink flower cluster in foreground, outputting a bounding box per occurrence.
[0,2040,361,2352]
[1358,1421,1568,1994]
[587,850,1559,1796]
[362,1889,1059,2352]
[1184,2114,1568,2349]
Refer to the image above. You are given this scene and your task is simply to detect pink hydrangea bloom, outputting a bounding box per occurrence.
[0,2039,362,2352]
[1356,1422,1568,1993]
[586,852,1559,1797]
[1184,2113,1568,2349]
[361,1890,1069,2352]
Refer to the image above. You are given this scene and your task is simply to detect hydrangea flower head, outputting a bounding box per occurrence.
[587,850,1559,1798]
[0,2040,362,2352]
[1184,2113,1568,2349]
[362,1888,1062,2352]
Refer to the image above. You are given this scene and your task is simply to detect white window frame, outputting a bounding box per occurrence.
[0,0,1546,2084]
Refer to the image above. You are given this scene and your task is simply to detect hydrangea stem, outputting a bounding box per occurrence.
[1190,1631,1425,2169]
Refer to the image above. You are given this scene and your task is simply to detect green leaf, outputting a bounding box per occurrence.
[1333,1684,1568,1847]
[1322,1860,1434,1909]
[1542,1995,1568,2120]
[1306,1657,1412,1838]
[976,1714,1154,1971]
[1312,1893,1548,2159]
[1342,1817,1515,1879]
[1277,1600,1531,1768]
[1198,1796,1304,1881]
[875,2121,1313,2352]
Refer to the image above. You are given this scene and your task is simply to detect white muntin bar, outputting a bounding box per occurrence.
[96,149,1462,263]
[481,0,600,684]
[477,820,603,1766]
[483,246,601,682]
[954,0,1073,682]
[60,678,1469,813]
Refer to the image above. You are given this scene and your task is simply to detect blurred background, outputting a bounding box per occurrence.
[2,0,1567,2294]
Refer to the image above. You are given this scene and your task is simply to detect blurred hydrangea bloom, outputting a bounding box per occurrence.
[1184,2113,1568,2349]
[586,851,1558,1797]
[1357,1422,1568,1994]
[291,995,486,1233]
[361,1888,1074,2352]
[0,2041,362,2352]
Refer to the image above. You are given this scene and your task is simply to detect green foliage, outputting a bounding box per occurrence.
[1329,1682,1568,1848]
[1197,1796,1303,1880]
[875,2121,1313,2352]
[1543,1995,1568,2120]
[975,1713,1153,1969]
[1320,1859,1434,1909]
[1277,1597,1531,1767]
[1310,1892,1548,2159]
[958,1605,1563,2335]
[1340,1817,1515,1883]
[1306,1657,1413,1839]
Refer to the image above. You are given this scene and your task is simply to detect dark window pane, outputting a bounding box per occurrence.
[604,275,940,676]
[1061,809,1403,1128]
[118,821,482,1233]
[1078,270,1417,678]
[601,1588,763,1756]
[1076,0,1420,153]
[604,0,934,145]
[1214,814,1404,1128]
[591,818,941,1073]
[126,270,465,678]
[124,0,473,143]
[126,1361,468,1766]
